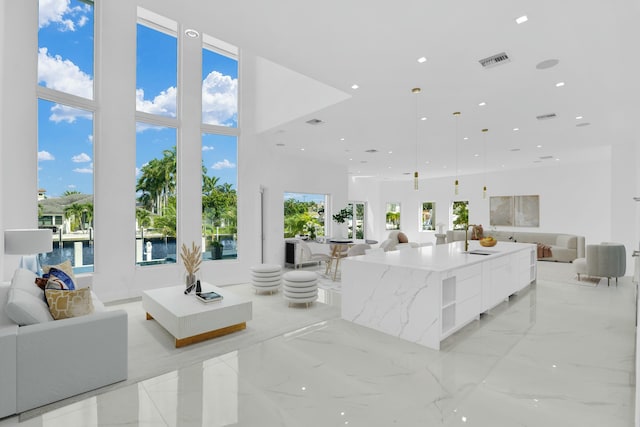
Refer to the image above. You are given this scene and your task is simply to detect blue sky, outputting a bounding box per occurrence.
[37,0,238,198]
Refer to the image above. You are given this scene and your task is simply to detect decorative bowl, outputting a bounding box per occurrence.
[479,238,497,247]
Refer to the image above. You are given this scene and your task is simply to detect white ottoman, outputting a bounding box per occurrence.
[282,270,318,307]
[251,264,282,294]
[574,257,587,280]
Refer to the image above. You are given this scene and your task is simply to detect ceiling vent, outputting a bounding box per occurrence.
[539,155,554,160]
[305,118,324,125]
[365,149,379,153]
[479,52,511,68]
[536,113,557,120]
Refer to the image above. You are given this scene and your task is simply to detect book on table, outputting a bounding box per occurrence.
[196,291,223,303]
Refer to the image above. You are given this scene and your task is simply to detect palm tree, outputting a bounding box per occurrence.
[136,208,152,231]
[64,203,86,231]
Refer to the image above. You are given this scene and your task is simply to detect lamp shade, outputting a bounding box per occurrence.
[4,229,53,255]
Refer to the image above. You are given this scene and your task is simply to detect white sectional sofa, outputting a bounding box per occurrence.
[0,268,128,418]
[446,230,585,262]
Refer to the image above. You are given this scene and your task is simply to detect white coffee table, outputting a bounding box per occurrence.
[142,283,252,348]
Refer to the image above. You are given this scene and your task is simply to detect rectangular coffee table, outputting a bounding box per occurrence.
[142,283,252,348]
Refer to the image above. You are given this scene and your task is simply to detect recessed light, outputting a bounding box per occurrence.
[184,29,200,38]
[576,116,583,120]
[351,84,359,90]
[420,117,427,121]
[474,153,480,157]
[515,15,528,24]
[463,137,469,140]
[555,82,565,87]
[300,148,305,151]
[388,166,392,169]
[536,59,559,70]
[478,102,487,107]
[417,56,427,63]
[349,158,353,161]
[388,151,393,154]
[340,137,345,141]
[536,145,542,148]
[513,127,519,131]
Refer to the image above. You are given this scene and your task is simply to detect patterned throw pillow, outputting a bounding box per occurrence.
[45,287,94,320]
[42,260,75,281]
[44,267,76,290]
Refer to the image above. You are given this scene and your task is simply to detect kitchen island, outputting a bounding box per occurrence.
[341,241,537,350]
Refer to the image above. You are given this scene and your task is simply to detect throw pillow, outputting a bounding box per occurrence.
[397,232,409,243]
[6,268,54,325]
[45,287,94,320]
[42,260,75,281]
[45,267,76,290]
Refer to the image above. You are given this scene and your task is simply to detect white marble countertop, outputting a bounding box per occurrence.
[345,240,535,272]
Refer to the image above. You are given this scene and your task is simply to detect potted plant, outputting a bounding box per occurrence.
[332,207,352,224]
[211,239,223,260]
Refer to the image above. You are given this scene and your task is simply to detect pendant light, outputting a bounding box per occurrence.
[482,128,488,198]
[412,87,421,190]
[453,112,461,195]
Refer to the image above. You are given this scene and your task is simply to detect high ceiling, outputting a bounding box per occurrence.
[194,0,640,181]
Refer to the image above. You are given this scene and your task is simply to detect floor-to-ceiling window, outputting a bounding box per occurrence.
[135,12,178,266]
[201,35,238,261]
[347,202,366,239]
[37,0,95,273]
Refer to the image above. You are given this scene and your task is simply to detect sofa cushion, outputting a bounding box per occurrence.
[6,269,54,326]
[44,267,76,290]
[45,287,94,320]
[556,235,577,249]
[42,260,75,281]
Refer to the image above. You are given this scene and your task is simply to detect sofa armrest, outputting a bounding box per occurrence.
[0,325,18,418]
[16,310,128,412]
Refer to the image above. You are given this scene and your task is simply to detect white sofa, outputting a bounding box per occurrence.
[0,268,128,418]
[446,230,585,262]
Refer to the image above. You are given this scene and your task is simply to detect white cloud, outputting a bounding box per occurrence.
[39,0,88,31]
[72,153,91,163]
[136,87,177,118]
[67,184,76,189]
[38,151,55,161]
[88,135,93,143]
[73,162,93,174]
[202,71,238,126]
[202,146,215,151]
[38,47,93,101]
[211,159,236,170]
[49,103,92,124]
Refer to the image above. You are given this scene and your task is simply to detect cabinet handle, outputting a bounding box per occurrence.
[633,251,640,257]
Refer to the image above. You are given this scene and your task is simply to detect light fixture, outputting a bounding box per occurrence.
[417,56,427,63]
[184,29,200,38]
[482,128,488,199]
[478,102,486,107]
[412,87,421,190]
[515,15,528,24]
[4,229,53,274]
[555,82,565,87]
[351,84,359,90]
[453,112,461,194]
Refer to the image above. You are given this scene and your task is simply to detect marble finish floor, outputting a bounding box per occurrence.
[1,262,636,426]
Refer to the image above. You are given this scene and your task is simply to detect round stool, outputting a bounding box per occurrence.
[282,270,318,307]
[250,264,282,294]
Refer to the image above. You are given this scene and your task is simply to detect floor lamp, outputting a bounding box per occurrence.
[4,229,53,275]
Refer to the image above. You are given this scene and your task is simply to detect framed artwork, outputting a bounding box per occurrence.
[514,195,539,227]
[489,196,514,226]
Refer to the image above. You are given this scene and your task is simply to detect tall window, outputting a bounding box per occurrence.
[283,193,326,240]
[421,202,435,231]
[37,0,95,273]
[135,14,178,266]
[347,202,366,239]
[451,201,469,230]
[385,202,401,230]
[201,36,239,261]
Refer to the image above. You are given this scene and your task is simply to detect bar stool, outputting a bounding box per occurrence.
[250,264,282,294]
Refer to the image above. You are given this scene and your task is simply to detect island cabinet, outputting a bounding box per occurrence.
[341,241,536,350]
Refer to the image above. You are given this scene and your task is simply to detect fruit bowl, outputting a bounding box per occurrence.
[479,237,497,247]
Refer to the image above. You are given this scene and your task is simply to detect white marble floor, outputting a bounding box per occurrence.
[1,261,636,426]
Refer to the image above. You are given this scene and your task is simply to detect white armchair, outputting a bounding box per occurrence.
[574,242,626,286]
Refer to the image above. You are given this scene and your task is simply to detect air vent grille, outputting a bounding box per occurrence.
[305,118,324,125]
[365,149,379,153]
[479,52,511,68]
[539,155,554,160]
[536,113,557,120]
